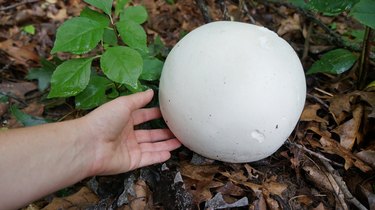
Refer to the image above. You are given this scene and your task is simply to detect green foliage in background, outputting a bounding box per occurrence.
[36,0,165,110]
[287,0,374,78]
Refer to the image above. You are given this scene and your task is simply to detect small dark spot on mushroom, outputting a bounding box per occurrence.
[209,114,212,117]
[276,124,278,129]
[168,99,171,102]
[223,82,226,85]
[189,117,192,120]
[165,120,169,123]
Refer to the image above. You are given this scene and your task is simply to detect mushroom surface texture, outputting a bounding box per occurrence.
[159,21,306,163]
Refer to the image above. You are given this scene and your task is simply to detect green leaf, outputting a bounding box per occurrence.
[116,20,148,52]
[366,80,375,89]
[120,5,148,24]
[350,0,375,29]
[103,28,118,46]
[148,35,169,57]
[80,7,110,27]
[115,0,130,16]
[124,80,147,93]
[140,57,163,81]
[75,75,112,110]
[84,0,113,16]
[308,0,359,15]
[307,49,358,75]
[10,105,52,127]
[287,0,309,9]
[26,58,56,91]
[100,46,143,87]
[0,93,8,103]
[51,17,105,54]
[48,58,93,98]
[23,25,35,35]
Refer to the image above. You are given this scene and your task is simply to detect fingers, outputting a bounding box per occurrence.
[139,139,181,153]
[123,89,154,112]
[137,139,182,168]
[135,129,175,143]
[132,107,161,125]
[138,151,171,168]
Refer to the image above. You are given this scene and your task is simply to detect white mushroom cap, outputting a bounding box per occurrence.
[159,21,306,163]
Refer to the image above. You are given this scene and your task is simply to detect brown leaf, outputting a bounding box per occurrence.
[312,203,329,210]
[329,94,353,124]
[277,13,301,36]
[42,187,99,210]
[125,180,152,210]
[356,91,375,118]
[333,105,363,150]
[300,104,328,124]
[217,182,245,197]
[0,40,39,66]
[180,162,219,182]
[319,137,372,172]
[0,81,37,100]
[181,162,220,204]
[0,102,9,117]
[356,150,375,168]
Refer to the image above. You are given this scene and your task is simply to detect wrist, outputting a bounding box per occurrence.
[70,117,98,178]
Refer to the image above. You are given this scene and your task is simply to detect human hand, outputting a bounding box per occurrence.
[82,89,181,176]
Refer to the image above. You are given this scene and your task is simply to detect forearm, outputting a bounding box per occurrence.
[0,119,94,209]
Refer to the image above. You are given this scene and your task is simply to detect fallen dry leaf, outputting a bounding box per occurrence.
[303,163,349,210]
[312,202,329,210]
[333,105,363,150]
[0,40,39,66]
[329,94,353,124]
[356,150,375,168]
[356,91,375,118]
[42,187,99,210]
[300,104,328,124]
[181,162,221,205]
[121,180,152,210]
[277,13,301,36]
[217,181,245,197]
[307,125,372,172]
[319,137,372,172]
[0,81,37,100]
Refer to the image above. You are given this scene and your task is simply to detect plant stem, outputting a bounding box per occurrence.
[358,26,374,90]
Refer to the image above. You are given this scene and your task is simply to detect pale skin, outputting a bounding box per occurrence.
[0,89,181,210]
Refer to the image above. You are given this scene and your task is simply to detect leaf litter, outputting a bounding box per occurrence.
[0,0,374,209]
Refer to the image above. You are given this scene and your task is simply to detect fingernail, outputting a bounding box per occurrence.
[146,89,153,93]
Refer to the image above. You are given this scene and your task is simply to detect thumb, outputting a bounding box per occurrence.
[122,89,154,111]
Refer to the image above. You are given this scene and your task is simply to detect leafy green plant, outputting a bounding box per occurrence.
[42,0,164,110]
[287,0,374,88]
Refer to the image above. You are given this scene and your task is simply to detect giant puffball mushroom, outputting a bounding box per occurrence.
[159,21,306,163]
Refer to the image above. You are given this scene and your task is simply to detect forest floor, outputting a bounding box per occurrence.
[0,0,374,209]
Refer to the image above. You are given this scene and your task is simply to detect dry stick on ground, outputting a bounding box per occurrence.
[320,160,368,210]
[239,0,256,24]
[0,0,39,11]
[195,0,212,23]
[286,140,344,167]
[218,0,230,21]
[358,27,374,90]
[302,21,313,62]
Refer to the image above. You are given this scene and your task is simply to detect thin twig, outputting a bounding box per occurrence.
[240,0,256,24]
[195,0,212,23]
[302,21,313,62]
[306,93,330,110]
[358,27,374,90]
[0,0,39,11]
[320,160,368,210]
[286,140,344,167]
[218,0,230,21]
